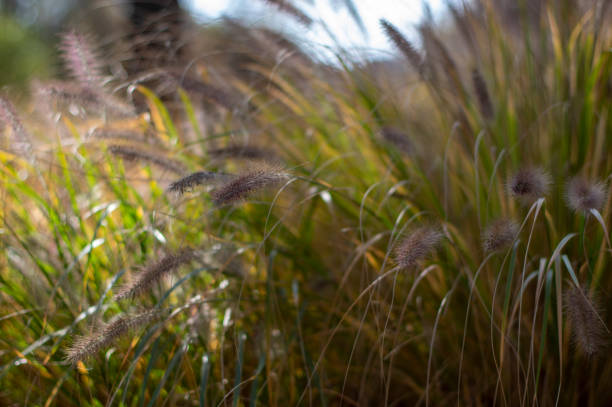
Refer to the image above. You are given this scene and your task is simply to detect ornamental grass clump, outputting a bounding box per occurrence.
[3,1,612,406]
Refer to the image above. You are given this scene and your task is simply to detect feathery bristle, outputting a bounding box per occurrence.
[472,69,494,119]
[114,249,196,300]
[565,176,607,213]
[482,218,518,253]
[261,0,313,26]
[507,167,551,205]
[394,227,443,270]
[59,30,105,90]
[208,145,276,161]
[0,96,32,155]
[380,19,423,72]
[380,127,414,154]
[167,171,226,195]
[108,145,186,174]
[212,166,289,206]
[65,309,165,364]
[564,286,607,355]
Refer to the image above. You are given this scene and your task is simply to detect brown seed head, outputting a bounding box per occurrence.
[114,249,196,300]
[564,286,608,355]
[212,165,289,206]
[507,167,551,205]
[380,19,423,73]
[566,176,607,213]
[262,0,313,26]
[395,227,443,270]
[167,171,227,195]
[65,309,165,364]
[482,218,519,253]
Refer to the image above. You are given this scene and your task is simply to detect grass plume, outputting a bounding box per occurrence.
[564,286,608,355]
[482,218,519,253]
[211,165,289,206]
[394,226,442,270]
[167,171,227,195]
[59,30,105,90]
[0,95,32,154]
[114,249,196,300]
[566,176,607,213]
[380,19,423,73]
[65,309,166,364]
[507,167,551,205]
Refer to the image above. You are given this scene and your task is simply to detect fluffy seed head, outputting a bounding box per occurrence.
[167,171,228,195]
[564,286,608,355]
[482,218,519,253]
[65,309,165,364]
[262,0,313,26]
[211,165,289,206]
[0,95,32,155]
[114,249,196,300]
[507,167,551,205]
[380,19,423,72]
[565,176,607,213]
[395,227,443,270]
[59,30,104,89]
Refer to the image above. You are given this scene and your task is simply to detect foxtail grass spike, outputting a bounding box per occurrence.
[482,218,519,253]
[0,95,32,155]
[208,145,276,161]
[395,227,442,270]
[59,30,105,90]
[507,167,551,205]
[566,176,607,213]
[261,0,313,26]
[564,286,607,355]
[380,19,423,73]
[212,165,288,206]
[65,309,166,364]
[167,171,224,195]
[114,249,196,300]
